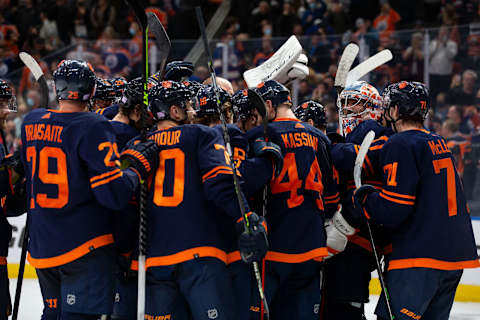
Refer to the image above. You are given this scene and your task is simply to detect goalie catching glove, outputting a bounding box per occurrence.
[275,53,309,85]
[236,212,269,264]
[325,208,356,258]
[120,140,159,181]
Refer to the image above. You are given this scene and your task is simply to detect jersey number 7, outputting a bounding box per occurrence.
[271,152,324,210]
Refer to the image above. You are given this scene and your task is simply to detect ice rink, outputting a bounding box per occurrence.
[10,279,480,319]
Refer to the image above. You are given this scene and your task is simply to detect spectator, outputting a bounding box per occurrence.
[447,70,478,106]
[301,0,327,35]
[275,2,300,37]
[249,1,272,38]
[73,0,89,39]
[325,102,339,133]
[308,28,332,73]
[373,0,401,39]
[447,105,472,135]
[429,26,458,110]
[39,11,61,53]
[326,1,351,35]
[298,79,313,101]
[253,35,273,66]
[89,0,116,39]
[352,18,379,56]
[401,32,424,82]
[14,0,41,48]
[465,22,480,70]
[46,0,74,45]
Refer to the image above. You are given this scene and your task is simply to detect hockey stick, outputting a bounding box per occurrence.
[124,1,148,319]
[146,12,171,79]
[19,52,48,107]
[195,7,270,319]
[247,89,270,320]
[345,49,393,86]
[354,130,394,320]
[334,43,359,136]
[12,51,49,320]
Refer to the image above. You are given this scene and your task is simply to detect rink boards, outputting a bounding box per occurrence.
[6,215,480,302]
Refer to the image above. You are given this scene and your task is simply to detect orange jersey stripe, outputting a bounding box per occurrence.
[369,144,384,151]
[227,251,241,264]
[203,170,234,182]
[91,171,123,188]
[202,166,232,182]
[265,247,328,263]
[122,150,150,172]
[381,189,416,200]
[325,192,339,200]
[27,234,114,268]
[379,192,415,205]
[90,168,121,183]
[388,258,480,271]
[130,247,228,270]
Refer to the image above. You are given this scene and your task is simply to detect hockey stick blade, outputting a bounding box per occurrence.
[354,130,375,188]
[346,49,392,86]
[247,89,268,139]
[334,43,359,91]
[19,52,48,107]
[147,12,171,79]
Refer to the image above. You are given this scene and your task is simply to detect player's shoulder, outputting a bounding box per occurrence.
[23,108,50,123]
[226,123,244,137]
[385,129,433,149]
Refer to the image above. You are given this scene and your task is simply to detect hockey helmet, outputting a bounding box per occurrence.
[337,81,383,135]
[254,80,291,108]
[232,89,254,120]
[93,78,116,101]
[53,60,96,102]
[383,81,429,121]
[294,100,327,129]
[194,85,232,118]
[112,77,128,102]
[149,80,192,121]
[0,79,16,113]
[182,80,204,97]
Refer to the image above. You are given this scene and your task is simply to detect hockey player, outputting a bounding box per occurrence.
[20,60,159,320]
[293,100,327,134]
[194,85,282,319]
[0,79,20,320]
[352,81,480,320]
[92,78,117,111]
[138,80,268,319]
[321,81,392,320]
[247,80,339,319]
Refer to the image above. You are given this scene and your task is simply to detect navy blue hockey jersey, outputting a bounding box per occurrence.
[132,124,249,269]
[247,118,339,263]
[20,108,139,268]
[364,129,480,270]
[95,104,119,120]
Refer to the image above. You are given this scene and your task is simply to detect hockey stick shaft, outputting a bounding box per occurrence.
[354,131,394,320]
[12,220,28,320]
[125,1,148,319]
[195,7,270,319]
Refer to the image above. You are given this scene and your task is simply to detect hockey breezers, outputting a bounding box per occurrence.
[195,7,270,319]
[354,130,394,320]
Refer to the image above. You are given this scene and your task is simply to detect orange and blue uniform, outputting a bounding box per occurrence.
[362,129,480,320]
[247,117,338,319]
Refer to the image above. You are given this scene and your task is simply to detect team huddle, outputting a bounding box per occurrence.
[0,56,478,320]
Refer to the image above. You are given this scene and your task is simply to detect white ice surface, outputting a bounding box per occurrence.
[9,279,480,319]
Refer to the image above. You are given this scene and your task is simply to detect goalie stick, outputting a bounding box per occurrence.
[335,43,359,136]
[12,51,48,320]
[354,130,394,320]
[195,7,270,319]
[346,49,393,86]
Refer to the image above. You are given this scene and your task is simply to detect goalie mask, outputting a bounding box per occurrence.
[149,80,192,122]
[0,80,17,113]
[337,81,383,136]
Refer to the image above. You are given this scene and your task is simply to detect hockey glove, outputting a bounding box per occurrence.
[351,184,377,221]
[120,140,159,181]
[325,209,356,258]
[236,212,269,264]
[0,151,24,182]
[164,61,194,81]
[252,138,283,176]
[327,132,345,144]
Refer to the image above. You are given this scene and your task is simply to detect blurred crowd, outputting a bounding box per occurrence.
[2,0,480,201]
